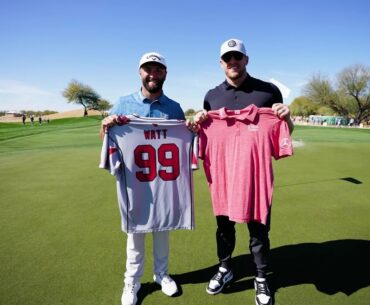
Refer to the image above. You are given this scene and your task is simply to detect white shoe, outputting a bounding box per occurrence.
[254,278,272,305]
[121,282,141,305]
[153,273,178,296]
[206,267,233,295]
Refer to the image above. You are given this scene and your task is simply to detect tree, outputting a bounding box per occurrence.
[42,110,58,115]
[316,106,335,116]
[290,96,319,117]
[304,64,370,123]
[337,64,370,123]
[91,99,112,117]
[62,80,101,116]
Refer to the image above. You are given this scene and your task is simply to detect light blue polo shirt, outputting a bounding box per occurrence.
[110,90,185,120]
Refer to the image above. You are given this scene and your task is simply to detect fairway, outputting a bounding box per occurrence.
[0,119,369,305]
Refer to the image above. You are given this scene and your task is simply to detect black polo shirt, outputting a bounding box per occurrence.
[203,74,283,111]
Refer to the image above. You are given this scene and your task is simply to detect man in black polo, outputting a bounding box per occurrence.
[194,38,294,305]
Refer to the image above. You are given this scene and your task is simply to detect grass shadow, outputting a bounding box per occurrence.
[278,177,364,188]
[269,239,370,296]
[340,177,363,184]
[163,239,370,299]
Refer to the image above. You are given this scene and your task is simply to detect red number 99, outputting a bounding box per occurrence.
[134,143,180,182]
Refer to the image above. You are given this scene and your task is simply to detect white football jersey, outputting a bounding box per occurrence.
[100,116,198,233]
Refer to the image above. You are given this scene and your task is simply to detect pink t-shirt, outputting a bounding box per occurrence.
[199,105,293,224]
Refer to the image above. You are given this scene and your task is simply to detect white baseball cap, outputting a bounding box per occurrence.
[220,38,246,57]
[139,52,167,68]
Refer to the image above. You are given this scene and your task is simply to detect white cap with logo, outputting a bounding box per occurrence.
[220,39,246,57]
[139,52,167,68]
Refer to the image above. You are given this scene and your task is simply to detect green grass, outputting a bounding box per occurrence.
[0,121,369,305]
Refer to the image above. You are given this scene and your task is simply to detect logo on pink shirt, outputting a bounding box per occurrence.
[280,137,291,149]
[248,124,260,131]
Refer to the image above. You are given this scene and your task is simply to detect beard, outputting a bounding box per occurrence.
[142,78,165,94]
[226,67,246,81]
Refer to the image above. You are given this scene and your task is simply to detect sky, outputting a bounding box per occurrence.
[1,0,370,112]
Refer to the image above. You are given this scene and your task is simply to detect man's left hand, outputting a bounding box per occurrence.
[272,103,290,119]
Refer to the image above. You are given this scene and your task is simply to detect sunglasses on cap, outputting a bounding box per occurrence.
[221,52,244,63]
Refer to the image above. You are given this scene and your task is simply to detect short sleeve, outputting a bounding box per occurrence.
[177,105,186,120]
[191,135,199,170]
[203,91,211,111]
[99,133,122,176]
[272,120,293,160]
[271,83,283,104]
[109,101,119,115]
[198,126,208,160]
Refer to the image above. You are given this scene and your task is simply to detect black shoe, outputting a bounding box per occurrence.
[206,267,233,295]
[254,279,273,305]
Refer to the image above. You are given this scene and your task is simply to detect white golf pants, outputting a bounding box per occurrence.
[124,231,169,284]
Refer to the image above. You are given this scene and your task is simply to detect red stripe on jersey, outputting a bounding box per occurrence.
[192,154,197,166]
[109,147,118,155]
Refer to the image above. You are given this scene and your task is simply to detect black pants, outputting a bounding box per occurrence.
[216,213,271,278]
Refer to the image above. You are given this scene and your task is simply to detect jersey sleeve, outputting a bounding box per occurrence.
[272,120,293,160]
[99,132,122,176]
[197,126,207,160]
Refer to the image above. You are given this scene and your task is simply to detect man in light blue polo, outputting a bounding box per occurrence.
[108,52,184,120]
[101,52,185,305]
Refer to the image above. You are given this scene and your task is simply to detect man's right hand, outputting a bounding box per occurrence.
[186,110,208,133]
[99,115,129,139]
[194,110,208,124]
[189,110,208,133]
